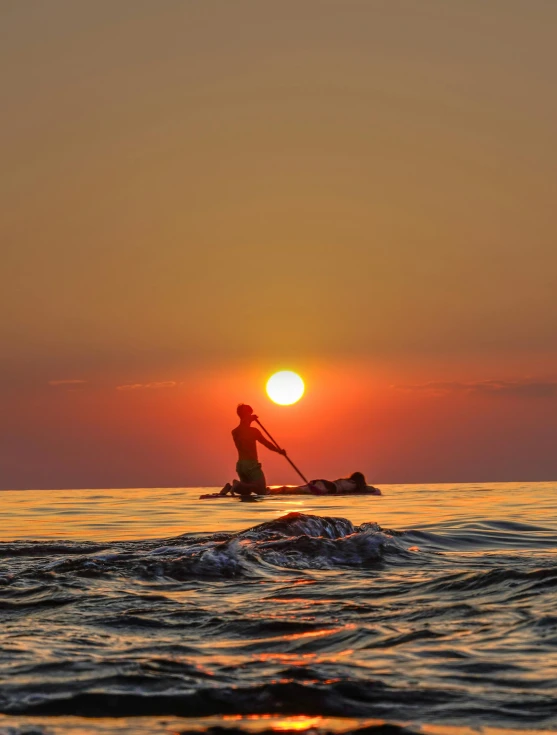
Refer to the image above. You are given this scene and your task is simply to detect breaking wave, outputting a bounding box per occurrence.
[1,513,402,582]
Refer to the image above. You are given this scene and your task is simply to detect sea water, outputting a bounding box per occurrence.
[0,483,556,735]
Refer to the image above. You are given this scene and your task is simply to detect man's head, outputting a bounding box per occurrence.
[349,471,366,489]
[237,403,255,421]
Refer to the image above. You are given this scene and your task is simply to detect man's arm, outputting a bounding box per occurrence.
[254,428,286,455]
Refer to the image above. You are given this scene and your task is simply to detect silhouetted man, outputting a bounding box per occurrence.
[220,404,286,496]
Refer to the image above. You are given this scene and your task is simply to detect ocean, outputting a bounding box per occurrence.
[0,483,556,735]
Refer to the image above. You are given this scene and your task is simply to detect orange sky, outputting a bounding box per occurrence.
[2,1,557,488]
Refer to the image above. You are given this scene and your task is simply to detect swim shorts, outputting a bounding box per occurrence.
[236,459,265,485]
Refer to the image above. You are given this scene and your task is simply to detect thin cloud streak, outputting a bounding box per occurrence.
[116,381,178,391]
[48,379,87,386]
[391,379,557,398]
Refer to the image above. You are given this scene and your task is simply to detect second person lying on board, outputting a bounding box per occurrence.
[272,471,381,496]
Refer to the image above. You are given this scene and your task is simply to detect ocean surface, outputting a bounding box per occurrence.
[1,483,556,735]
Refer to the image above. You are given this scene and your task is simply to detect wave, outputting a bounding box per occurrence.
[0,541,105,557]
[421,565,557,602]
[3,675,554,722]
[406,519,557,552]
[0,716,426,735]
[0,513,404,582]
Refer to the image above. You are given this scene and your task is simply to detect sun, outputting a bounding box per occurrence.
[266,371,305,405]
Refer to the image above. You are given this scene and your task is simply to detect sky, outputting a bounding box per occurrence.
[2,0,557,489]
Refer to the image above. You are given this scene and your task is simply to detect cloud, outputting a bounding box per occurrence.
[391,379,557,399]
[116,381,178,391]
[48,379,87,387]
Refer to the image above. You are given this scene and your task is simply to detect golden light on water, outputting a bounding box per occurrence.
[272,717,325,731]
[266,371,305,405]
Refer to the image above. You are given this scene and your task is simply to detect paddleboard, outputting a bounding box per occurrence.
[199,492,268,501]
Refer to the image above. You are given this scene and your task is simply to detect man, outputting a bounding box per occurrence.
[220,404,286,496]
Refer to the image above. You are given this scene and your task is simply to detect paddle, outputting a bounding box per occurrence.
[254,418,310,485]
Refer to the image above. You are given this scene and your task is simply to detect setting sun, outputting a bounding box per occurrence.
[266,371,305,405]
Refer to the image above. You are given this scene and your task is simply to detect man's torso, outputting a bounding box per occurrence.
[232,424,260,461]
